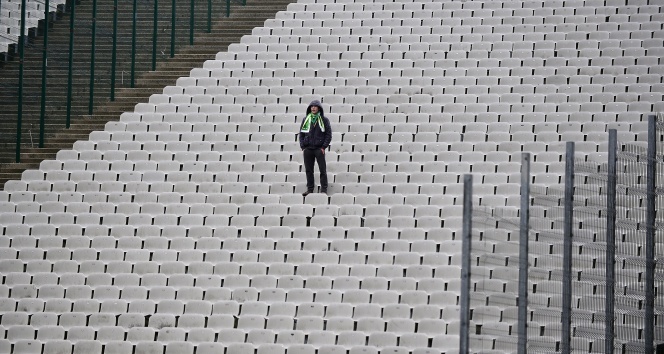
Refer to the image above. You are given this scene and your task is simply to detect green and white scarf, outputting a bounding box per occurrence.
[301,113,324,133]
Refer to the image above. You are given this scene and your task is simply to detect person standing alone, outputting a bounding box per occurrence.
[299,100,332,196]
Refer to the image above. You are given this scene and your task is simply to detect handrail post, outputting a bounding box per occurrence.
[16,0,27,162]
[189,0,194,45]
[65,0,76,128]
[207,0,211,33]
[110,0,117,100]
[88,0,97,115]
[130,0,137,88]
[39,0,49,148]
[152,0,157,71]
[170,0,175,57]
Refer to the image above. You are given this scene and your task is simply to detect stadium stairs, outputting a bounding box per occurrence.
[0,0,294,189]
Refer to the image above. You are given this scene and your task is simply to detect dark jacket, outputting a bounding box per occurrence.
[299,100,332,150]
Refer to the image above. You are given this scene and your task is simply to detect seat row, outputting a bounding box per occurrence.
[287,1,658,13]
[19,158,527,175]
[0,220,461,239]
[0,200,471,216]
[0,257,466,278]
[209,38,664,59]
[113,110,649,126]
[47,141,607,160]
[146,91,664,109]
[0,211,463,229]
[226,34,664,55]
[104,120,645,136]
[0,279,464,303]
[0,338,459,354]
[293,0,650,10]
[255,21,661,38]
[1,271,466,291]
[240,29,662,45]
[177,65,662,85]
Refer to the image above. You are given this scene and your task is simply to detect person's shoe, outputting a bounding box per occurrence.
[302,190,313,197]
[320,189,328,195]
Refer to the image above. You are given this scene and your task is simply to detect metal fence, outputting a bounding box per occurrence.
[460,114,663,354]
[1,0,246,162]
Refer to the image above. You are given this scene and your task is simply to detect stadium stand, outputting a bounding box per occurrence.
[0,0,662,353]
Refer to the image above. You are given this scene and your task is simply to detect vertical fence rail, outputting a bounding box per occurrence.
[88,0,97,115]
[606,129,617,354]
[110,0,118,100]
[152,0,158,71]
[655,113,664,352]
[518,153,530,354]
[208,0,212,32]
[39,0,49,148]
[15,0,27,162]
[130,0,137,88]
[644,115,656,353]
[190,0,194,45]
[459,174,472,354]
[561,141,575,353]
[65,0,75,128]
[170,0,176,57]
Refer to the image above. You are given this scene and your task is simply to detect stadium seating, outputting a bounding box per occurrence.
[0,0,662,353]
[0,0,65,54]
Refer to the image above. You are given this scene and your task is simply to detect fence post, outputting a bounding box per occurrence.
[605,129,617,354]
[130,0,137,88]
[644,115,656,353]
[561,141,575,354]
[459,174,472,354]
[152,0,158,71]
[190,0,194,45]
[518,152,530,354]
[226,0,230,17]
[65,0,75,128]
[110,0,117,100]
[88,0,97,115]
[39,0,49,148]
[170,0,176,57]
[207,0,212,33]
[16,0,27,162]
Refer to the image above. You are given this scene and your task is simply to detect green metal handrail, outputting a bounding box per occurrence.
[38,0,48,148]
[64,0,75,129]
[170,0,175,57]
[152,0,157,71]
[16,0,26,162]
[130,0,137,88]
[88,0,96,115]
[11,0,249,162]
[190,0,194,45]
[110,0,118,101]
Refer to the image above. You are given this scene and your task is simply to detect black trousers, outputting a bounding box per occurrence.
[303,148,328,192]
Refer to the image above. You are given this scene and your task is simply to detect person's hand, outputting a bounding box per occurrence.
[321,148,325,154]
